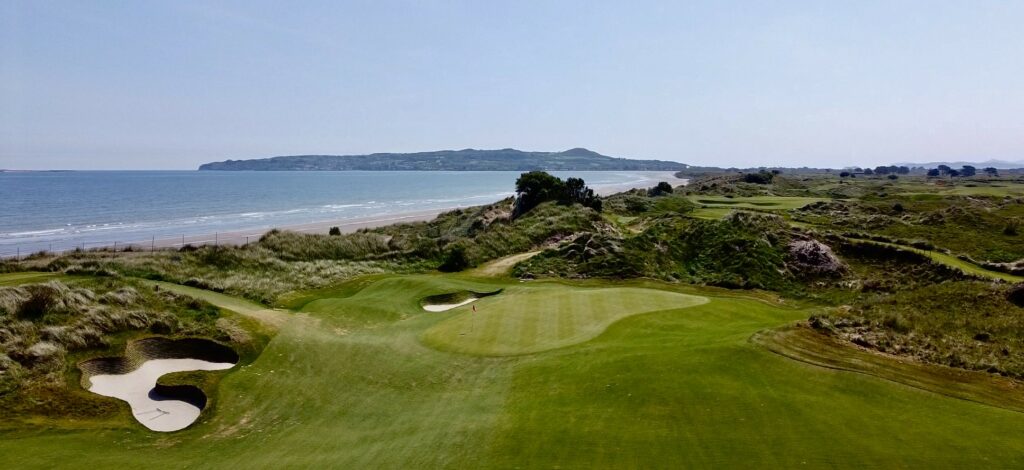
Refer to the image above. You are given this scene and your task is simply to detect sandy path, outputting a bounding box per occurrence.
[142,280,291,330]
[87,358,236,432]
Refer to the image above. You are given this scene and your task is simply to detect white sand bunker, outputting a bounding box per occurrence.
[79,337,240,432]
[423,298,478,312]
[87,358,235,432]
[421,289,502,312]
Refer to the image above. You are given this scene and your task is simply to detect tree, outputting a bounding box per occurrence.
[960,165,976,177]
[742,171,774,184]
[937,164,951,175]
[984,167,999,177]
[513,171,601,219]
[863,168,874,175]
[948,169,961,177]
[839,171,851,178]
[874,166,890,175]
[926,168,941,177]
[897,166,910,175]
[648,181,674,197]
[513,171,565,218]
[328,226,341,236]
[563,177,601,211]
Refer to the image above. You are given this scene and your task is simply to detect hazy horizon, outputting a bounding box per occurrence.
[3,1,1024,170]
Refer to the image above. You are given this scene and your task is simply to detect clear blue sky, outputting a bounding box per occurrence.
[2,1,1023,170]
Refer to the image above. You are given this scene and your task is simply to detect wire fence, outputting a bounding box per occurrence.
[0,231,258,260]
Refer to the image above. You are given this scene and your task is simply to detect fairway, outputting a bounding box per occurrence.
[3,275,1024,468]
[422,286,708,355]
[0,271,67,286]
[688,195,824,211]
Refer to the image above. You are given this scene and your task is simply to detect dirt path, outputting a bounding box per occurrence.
[469,251,541,277]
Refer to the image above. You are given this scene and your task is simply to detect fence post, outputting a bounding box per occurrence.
[215,233,218,247]
[151,236,155,252]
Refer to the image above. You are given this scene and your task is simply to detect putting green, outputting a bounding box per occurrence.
[422,286,707,355]
[3,275,1024,468]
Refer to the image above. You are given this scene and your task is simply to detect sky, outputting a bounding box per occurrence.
[2,1,1024,170]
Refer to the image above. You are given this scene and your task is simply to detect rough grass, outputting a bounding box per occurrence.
[3,275,1024,468]
[812,280,1024,378]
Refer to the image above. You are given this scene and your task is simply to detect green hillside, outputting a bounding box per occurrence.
[198,148,687,171]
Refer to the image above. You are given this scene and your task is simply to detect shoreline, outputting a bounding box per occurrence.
[137,171,688,249]
[2,171,686,257]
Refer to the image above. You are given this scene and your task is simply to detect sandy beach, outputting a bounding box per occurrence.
[143,208,448,250]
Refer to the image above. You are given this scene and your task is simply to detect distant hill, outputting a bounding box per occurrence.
[198,148,687,171]
[894,159,1024,170]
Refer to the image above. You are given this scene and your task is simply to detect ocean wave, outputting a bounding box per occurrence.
[2,228,67,237]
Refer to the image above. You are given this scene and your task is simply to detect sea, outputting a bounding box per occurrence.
[0,170,679,257]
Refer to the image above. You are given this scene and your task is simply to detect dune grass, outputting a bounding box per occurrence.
[3,274,1024,468]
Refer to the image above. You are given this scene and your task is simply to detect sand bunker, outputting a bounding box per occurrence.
[423,298,478,312]
[80,337,239,432]
[421,289,502,312]
[88,359,235,432]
